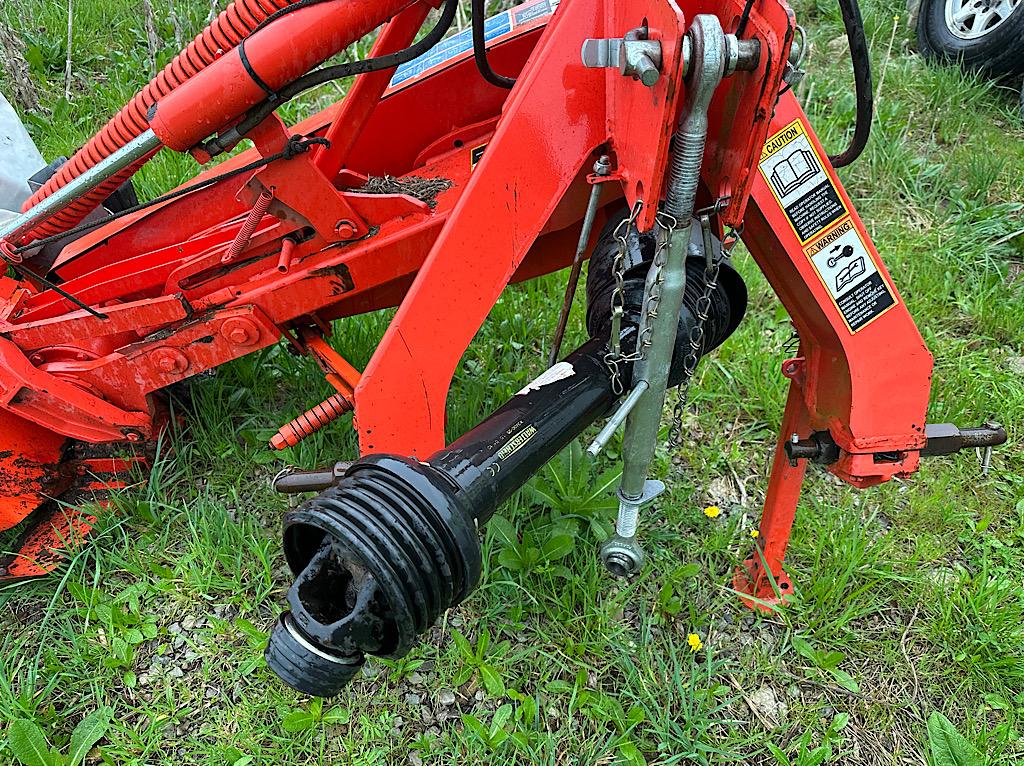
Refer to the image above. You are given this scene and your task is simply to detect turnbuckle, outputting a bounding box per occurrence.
[599,15,730,578]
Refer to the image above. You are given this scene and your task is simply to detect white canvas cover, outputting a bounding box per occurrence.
[0,91,44,220]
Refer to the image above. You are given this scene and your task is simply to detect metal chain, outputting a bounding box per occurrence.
[604,203,680,395]
[634,210,678,360]
[605,199,644,395]
[668,215,744,446]
[602,197,741,444]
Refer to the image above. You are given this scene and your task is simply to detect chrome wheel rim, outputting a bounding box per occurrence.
[944,0,1021,40]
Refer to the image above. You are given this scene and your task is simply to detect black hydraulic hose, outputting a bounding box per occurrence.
[828,0,873,167]
[471,0,515,89]
[274,0,458,100]
[209,0,460,154]
[735,0,756,37]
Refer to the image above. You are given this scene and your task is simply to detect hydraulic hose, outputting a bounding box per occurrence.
[20,0,301,241]
[827,0,873,167]
[471,0,515,89]
[207,0,459,155]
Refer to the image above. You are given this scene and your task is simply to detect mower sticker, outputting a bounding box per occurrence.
[514,0,560,25]
[759,119,848,243]
[803,218,897,332]
[390,13,512,87]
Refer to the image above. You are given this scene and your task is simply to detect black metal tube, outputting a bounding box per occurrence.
[266,338,628,698]
[430,337,618,521]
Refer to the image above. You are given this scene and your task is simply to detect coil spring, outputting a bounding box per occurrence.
[19,0,297,242]
[223,189,274,263]
[270,392,353,450]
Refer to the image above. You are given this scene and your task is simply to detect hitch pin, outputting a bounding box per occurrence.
[587,380,649,456]
[979,446,993,476]
[273,461,352,494]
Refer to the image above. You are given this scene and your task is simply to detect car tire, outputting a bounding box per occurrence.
[917,0,1024,76]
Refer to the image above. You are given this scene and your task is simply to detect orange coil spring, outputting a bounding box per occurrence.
[270,393,354,450]
[19,0,298,244]
[223,189,274,262]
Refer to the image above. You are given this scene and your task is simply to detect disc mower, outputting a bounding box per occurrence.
[0,0,1006,696]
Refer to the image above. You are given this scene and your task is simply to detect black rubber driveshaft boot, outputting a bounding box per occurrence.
[266,226,747,697]
[266,455,482,696]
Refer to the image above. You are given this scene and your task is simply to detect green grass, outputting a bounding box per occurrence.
[1,0,1023,764]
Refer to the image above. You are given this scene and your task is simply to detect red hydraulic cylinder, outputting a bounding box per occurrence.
[150,0,419,152]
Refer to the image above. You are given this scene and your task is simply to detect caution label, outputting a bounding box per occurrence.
[470,143,487,169]
[759,120,848,243]
[803,218,897,332]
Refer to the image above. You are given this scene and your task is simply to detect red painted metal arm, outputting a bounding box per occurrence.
[313,2,434,178]
[736,90,933,606]
[352,0,616,456]
[743,90,933,486]
[353,0,694,455]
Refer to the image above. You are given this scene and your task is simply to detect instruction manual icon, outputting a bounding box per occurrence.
[769,148,819,197]
[835,257,866,291]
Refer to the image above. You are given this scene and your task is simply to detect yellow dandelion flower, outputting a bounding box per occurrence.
[750,529,760,538]
[687,633,703,652]
[703,505,721,518]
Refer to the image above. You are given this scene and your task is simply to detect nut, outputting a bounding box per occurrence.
[334,220,357,239]
[221,317,260,347]
[153,347,189,375]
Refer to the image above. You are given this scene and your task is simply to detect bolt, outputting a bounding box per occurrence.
[221,317,260,347]
[153,347,189,374]
[615,500,639,538]
[630,52,660,86]
[124,430,143,443]
[335,220,357,239]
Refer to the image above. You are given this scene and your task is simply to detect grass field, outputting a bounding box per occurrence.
[1,0,1023,763]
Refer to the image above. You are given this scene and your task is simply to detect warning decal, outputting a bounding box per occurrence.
[759,119,848,243]
[804,218,897,332]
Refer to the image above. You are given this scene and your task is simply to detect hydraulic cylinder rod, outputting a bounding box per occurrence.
[0,130,161,252]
